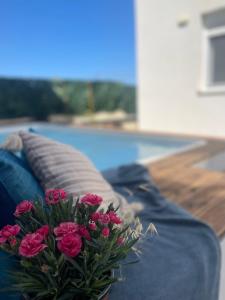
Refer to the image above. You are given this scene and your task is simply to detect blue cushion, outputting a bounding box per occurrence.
[0,150,44,299]
[0,149,44,228]
[0,251,20,300]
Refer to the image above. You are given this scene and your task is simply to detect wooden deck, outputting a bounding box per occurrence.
[148,139,225,238]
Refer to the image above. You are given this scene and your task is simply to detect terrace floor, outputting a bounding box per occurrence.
[147,138,225,238]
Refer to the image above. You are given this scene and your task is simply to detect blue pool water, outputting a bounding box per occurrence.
[0,124,198,170]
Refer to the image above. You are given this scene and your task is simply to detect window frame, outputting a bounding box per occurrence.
[200,25,225,94]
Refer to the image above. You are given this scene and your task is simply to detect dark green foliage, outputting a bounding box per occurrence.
[91,81,135,113]
[0,79,64,121]
[0,78,136,120]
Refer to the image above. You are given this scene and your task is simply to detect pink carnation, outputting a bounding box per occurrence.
[78,225,91,241]
[91,212,101,222]
[99,213,110,225]
[0,224,21,244]
[80,194,102,206]
[45,189,67,205]
[14,200,34,217]
[54,222,79,239]
[102,227,110,238]
[0,225,20,247]
[57,234,82,257]
[108,211,122,225]
[36,225,49,239]
[19,233,47,258]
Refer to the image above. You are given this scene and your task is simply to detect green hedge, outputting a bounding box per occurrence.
[0,78,136,120]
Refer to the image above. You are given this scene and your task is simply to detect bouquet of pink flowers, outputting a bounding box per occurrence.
[0,189,146,300]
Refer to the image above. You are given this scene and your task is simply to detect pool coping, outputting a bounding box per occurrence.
[137,139,206,165]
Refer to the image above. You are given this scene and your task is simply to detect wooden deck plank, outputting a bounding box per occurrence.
[147,140,225,239]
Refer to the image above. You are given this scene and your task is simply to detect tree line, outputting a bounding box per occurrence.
[0,78,136,120]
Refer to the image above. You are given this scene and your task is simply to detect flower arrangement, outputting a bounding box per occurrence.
[0,189,153,300]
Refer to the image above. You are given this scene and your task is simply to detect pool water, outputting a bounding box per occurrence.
[0,124,198,170]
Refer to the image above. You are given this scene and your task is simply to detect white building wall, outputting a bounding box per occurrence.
[136,0,225,138]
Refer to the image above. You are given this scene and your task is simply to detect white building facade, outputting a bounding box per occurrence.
[136,0,225,138]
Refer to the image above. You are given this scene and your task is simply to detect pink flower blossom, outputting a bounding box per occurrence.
[0,224,21,243]
[54,222,79,239]
[14,201,34,217]
[80,194,102,206]
[36,225,49,239]
[19,233,47,258]
[99,213,110,225]
[45,189,67,205]
[102,227,110,238]
[78,225,91,241]
[89,222,97,231]
[57,234,82,257]
[0,224,21,247]
[108,211,122,225]
[91,212,101,222]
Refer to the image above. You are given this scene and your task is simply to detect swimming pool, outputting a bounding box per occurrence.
[0,123,202,170]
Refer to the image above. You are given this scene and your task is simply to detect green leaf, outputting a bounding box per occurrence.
[33,289,54,299]
[121,259,139,265]
[91,277,117,289]
[20,260,33,268]
[65,257,85,276]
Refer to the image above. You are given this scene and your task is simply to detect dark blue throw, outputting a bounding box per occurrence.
[103,164,221,300]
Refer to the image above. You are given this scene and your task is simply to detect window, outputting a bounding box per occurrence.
[202,26,225,93]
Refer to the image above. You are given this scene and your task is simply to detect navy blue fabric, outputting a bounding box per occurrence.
[0,150,44,300]
[102,164,221,300]
[0,252,19,300]
[0,149,44,228]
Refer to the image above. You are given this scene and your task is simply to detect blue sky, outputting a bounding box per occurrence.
[0,0,136,84]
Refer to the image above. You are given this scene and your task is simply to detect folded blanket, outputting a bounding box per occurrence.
[103,164,221,300]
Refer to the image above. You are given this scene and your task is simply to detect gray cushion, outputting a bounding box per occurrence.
[18,131,129,213]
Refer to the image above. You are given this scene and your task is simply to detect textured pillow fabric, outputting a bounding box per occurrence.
[18,131,123,210]
[0,149,44,227]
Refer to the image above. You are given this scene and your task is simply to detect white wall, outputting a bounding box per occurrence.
[136,0,225,138]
